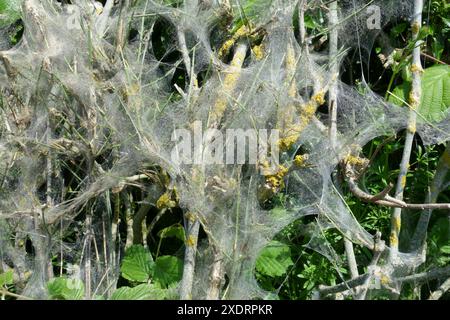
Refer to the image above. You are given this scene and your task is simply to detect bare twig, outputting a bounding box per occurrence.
[390,0,424,254]
[327,0,359,286]
[428,277,450,300]
[355,232,385,300]
[347,176,450,210]
[0,288,33,300]
[206,249,224,300]
[179,216,200,299]
[319,265,450,297]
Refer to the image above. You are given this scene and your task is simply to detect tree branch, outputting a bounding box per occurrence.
[389,0,424,254]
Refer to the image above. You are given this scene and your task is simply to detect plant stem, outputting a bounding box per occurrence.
[328,0,359,284]
[180,42,248,300]
[179,217,200,299]
[429,276,450,300]
[389,0,423,254]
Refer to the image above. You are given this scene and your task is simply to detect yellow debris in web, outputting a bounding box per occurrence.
[345,154,368,167]
[218,25,251,59]
[186,235,197,247]
[312,91,326,106]
[265,165,289,192]
[252,44,264,60]
[293,155,307,167]
[156,192,176,210]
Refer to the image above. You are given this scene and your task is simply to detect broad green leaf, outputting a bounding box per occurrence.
[442,17,450,28]
[256,240,293,277]
[441,246,450,254]
[420,65,450,121]
[153,255,183,287]
[47,277,84,300]
[121,245,154,283]
[157,223,185,242]
[389,65,450,122]
[110,283,166,300]
[389,81,411,106]
[0,269,13,287]
[0,0,22,27]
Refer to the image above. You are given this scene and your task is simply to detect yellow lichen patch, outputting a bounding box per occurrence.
[219,38,236,59]
[408,91,419,109]
[251,44,264,60]
[229,50,246,68]
[407,123,416,134]
[186,235,197,247]
[410,63,423,74]
[293,155,307,167]
[218,25,250,59]
[302,102,317,117]
[285,44,297,71]
[259,160,272,176]
[156,192,177,210]
[285,44,297,99]
[411,21,421,35]
[345,154,368,167]
[401,175,407,189]
[278,133,300,151]
[380,274,391,286]
[185,211,197,222]
[210,45,246,125]
[312,91,326,106]
[393,215,401,232]
[389,233,398,247]
[264,165,289,192]
[288,84,297,99]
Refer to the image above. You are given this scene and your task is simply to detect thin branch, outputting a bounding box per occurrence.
[206,248,225,300]
[179,217,200,299]
[347,176,450,210]
[429,277,450,300]
[390,0,424,253]
[0,288,33,300]
[319,265,450,297]
[396,266,450,285]
[327,0,359,284]
[355,232,385,300]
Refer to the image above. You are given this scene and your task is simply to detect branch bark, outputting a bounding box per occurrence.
[327,0,359,286]
[429,276,450,300]
[389,0,424,254]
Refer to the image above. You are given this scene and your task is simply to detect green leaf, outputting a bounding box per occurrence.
[389,65,450,122]
[420,65,450,122]
[256,241,294,277]
[441,17,450,29]
[121,245,154,283]
[153,255,183,287]
[232,0,274,27]
[157,223,185,242]
[440,246,450,254]
[389,81,411,106]
[0,270,13,287]
[110,283,166,300]
[0,0,22,27]
[390,22,408,38]
[47,277,84,300]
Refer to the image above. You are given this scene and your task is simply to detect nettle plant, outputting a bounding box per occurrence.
[0,0,449,300]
